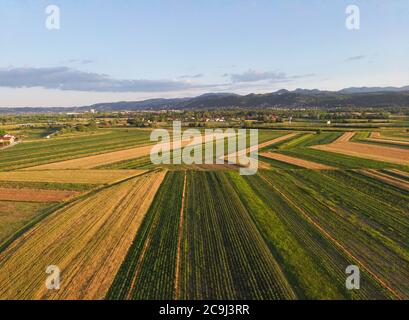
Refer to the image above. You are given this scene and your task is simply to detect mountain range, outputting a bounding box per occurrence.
[1,86,409,113]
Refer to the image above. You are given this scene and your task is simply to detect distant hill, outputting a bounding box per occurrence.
[339,85,409,94]
[1,87,409,113]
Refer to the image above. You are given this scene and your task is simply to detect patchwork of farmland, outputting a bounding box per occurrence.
[0,128,153,171]
[107,169,408,300]
[0,127,408,300]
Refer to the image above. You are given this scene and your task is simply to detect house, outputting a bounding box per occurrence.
[0,134,16,146]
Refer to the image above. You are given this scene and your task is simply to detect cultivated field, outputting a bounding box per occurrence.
[0,129,153,171]
[260,152,335,169]
[0,170,146,184]
[313,132,409,166]
[0,188,80,202]
[0,124,408,301]
[0,171,165,300]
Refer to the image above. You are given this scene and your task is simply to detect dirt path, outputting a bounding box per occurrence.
[260,152,336,170]
[386,169,409,179]
[260,175,403,300]
[366,138,409,146]
[222,133,298,163]
[357,170,409,191]
[0,188,80,202]
[366,132,409,146]
[174,171,187,300]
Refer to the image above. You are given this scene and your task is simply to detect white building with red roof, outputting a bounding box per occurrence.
[0,134,16,145]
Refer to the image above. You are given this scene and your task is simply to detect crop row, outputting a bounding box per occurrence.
[262,169,409,299]
[228,171,392,299]
[179,171,295,299]
[107,171,185,300]
[0,128,152,170]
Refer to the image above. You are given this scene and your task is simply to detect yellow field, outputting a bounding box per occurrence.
[0,170,166,300]
[0,170,147,184]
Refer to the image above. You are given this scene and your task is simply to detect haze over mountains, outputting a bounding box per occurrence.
[1,86,409,113]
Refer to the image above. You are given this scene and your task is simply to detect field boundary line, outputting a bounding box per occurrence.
[357,169,409,191]
[260,175,403,300]
[260,152,336,170]
[222,133,298,162]
[174,171,187,300]
[125,237,153,300]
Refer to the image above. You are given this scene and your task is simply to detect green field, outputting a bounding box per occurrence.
[0,128,152,171]
[1,123,409,300]
[101,129,286,170]
[107,171,184,300]
[179,171,294,299]
[104,169,408,299]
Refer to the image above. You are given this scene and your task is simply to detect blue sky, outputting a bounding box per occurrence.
[1,0,409,107]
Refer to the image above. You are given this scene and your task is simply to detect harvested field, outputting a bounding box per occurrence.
[0,170,146,184]
[260,152,336,170]
[0,171,166,300]
[313,141,409,166]
[334,132,356,143]
[0,188,80,202]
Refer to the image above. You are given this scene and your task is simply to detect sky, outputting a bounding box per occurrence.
[1,0,409,107]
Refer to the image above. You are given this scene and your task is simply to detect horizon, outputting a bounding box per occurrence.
[2,84,409,109]
[1,0,409,107]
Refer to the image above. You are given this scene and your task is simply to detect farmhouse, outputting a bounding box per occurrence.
[0,134,16,146]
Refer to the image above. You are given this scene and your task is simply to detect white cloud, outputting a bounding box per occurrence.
[228,69,314,83]
[0,66,206,92]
